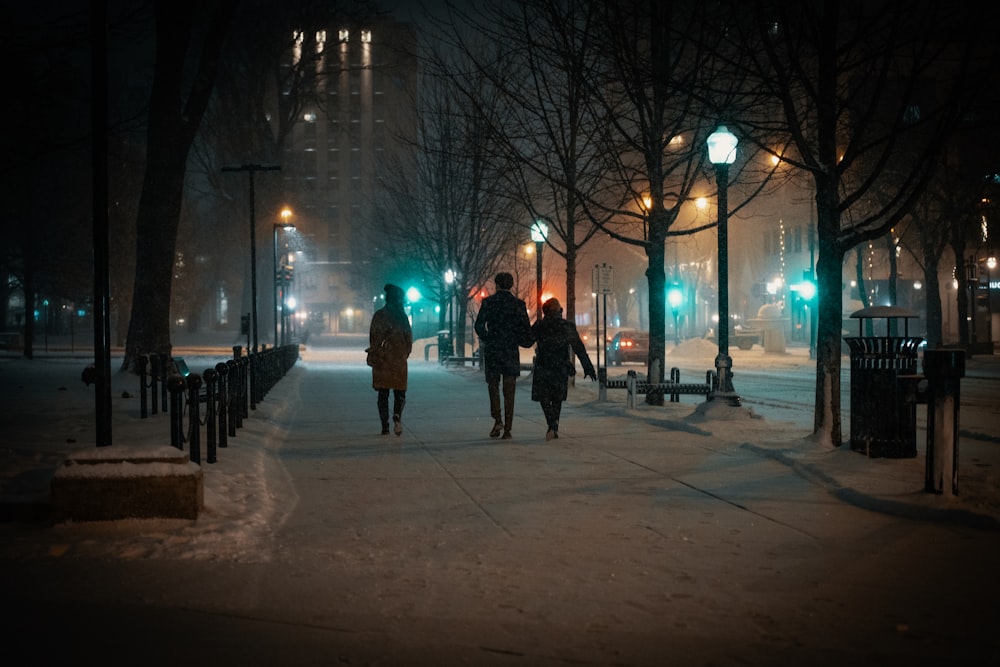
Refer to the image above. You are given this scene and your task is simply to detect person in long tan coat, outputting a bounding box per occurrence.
[369,284,413,435]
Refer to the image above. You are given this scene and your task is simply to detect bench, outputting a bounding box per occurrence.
[443,355,480,368]
[442,355,534,373]
[0,332,22,350]
[605,369,713,408]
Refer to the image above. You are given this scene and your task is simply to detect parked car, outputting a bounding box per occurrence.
[606,331,649,365]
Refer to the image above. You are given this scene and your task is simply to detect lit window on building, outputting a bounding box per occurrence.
[361,30,372,43]
[339,29,349,42]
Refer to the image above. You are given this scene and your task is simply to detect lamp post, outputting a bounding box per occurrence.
[222,164,281,353]
[444,269,456,357]
[284,255,297,343]
[966,255,978,344]
[988,255,996,344]
[706,125,741,406]
[530,219,549,320]
[274,208,295,348]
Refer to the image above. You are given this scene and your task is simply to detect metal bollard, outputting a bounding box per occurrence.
[240,353,257,419]
[168,375,186,449]
[249,353,258,411]
[160,352,171,413]
[236,358,247,427]
[203,368,217,464]
[923,348,965,496]
[598,367,607,402]
[227,359,240,433]
[215,362,229,448]
[186,373,202,465]
[138,354,148,418]
[626,369,637,409]
[150,353,161,416]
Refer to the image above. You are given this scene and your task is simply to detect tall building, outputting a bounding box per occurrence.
[282,18,417,335]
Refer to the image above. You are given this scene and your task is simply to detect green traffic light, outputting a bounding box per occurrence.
[798,280,816,301]
[667,284,683,309]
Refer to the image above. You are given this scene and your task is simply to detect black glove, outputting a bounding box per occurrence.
[584,370,597,381]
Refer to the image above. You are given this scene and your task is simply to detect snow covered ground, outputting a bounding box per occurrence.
[1,334,997,562]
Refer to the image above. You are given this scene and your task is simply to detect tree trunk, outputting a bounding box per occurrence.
[813,246,844,447]
[923,263,943,349]
[121,1,235,372]
[644,234,666,405]
[813,176,843,447]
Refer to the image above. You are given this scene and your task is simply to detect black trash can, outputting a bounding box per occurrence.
[844,306,922,458]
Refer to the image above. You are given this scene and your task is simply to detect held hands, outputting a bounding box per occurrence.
[584,370,597,382]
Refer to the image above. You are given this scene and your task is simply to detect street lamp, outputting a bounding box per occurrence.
[274,207,296,348]
[222,164,281,353]
[706,125,741,406]
[530,219,549,320]
[965,255,978,343]
[444,269,456,357]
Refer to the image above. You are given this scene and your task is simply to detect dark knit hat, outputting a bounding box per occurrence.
[384,283,404,304]
[495,272,514,290]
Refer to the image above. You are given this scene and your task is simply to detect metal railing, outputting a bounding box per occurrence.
[136,344,299,465]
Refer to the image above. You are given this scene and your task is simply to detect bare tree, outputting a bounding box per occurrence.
[572,0,768,402]
[897,167,974,349]
[740,1,984,446]
[436,0,608,325]
[372,44,522,355]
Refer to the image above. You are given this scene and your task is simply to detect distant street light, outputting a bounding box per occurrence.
[274,207,296,347]
[530,220,549,320]
[706,126,741,406]
[668,283,683,346]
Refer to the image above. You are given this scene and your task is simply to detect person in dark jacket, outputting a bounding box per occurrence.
[531,298,596,440]
[369,284,413,436]
[474,272,534,439]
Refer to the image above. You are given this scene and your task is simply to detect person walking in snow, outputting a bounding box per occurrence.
[531,298,596,440]
[368,284,413,436]
[474,271,534,439]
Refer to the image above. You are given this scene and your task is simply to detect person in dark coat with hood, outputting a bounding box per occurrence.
[369,284,413,436]
[474,272,534,439]
[531,298,596,440]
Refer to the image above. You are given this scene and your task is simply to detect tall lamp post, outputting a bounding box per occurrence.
[530,219,549,320]
[444,269,457,357]
[223,164,281,353]
[706,126,741,406]
[965,256,978,343]
[988,255,996,344]
[274,208,296,348]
